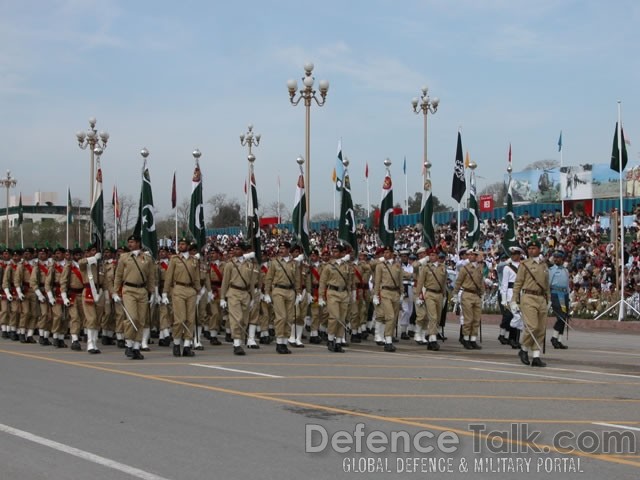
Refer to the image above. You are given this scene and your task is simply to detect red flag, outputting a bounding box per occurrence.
[244,179,247,194]
[365,162,369,179]
[112,186,121,219]
[171,171,177,209]
[508,143,512,166]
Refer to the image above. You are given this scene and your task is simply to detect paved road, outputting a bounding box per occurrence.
[1,323,639,480]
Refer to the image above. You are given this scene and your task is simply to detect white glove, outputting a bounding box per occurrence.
[4,288,13,302]
[342,254,351,262]
[94,252,102,261]
[220,299,228,309]
[87,256,98,265]
[17,287,25,301]
[47,291,56,306]
[372,295,380,306]
[35,290,46,303]
[501,299,508,307]
[351,291,357,303]
[208,291,215,303]
[318,299,327,307]
[161,293,170,305]
[307,293,314,304]
[194,253,201,260]
[452,296,460,305]
[243,252,256,261]
[294,254,305,263]
[510,302,520,314]
[295,293,303,305]
[415,298,425,307]
[263,294,272,304]
[148,292,155,305]
[61,292,71,307]
[249,299,255,309]
[112,293,122,303]
[94,290,102,302]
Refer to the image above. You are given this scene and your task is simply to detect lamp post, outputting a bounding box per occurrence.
[0,170,17,246]
[411,86,439,200]
[287,62,329,225]
[240,125,261,227]
[76,117,109,209]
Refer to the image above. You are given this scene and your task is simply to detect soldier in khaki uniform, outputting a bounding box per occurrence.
[288,244,307,348]
[207,247,224,346]
[220,242,256,355]
[14,248,36,343]
[0,248,10,339]
[453,249,485,350]
[60,247,91,351]
[350,250,371,343]
[258,251,274,345]
[156,246,172,347]
[30,247,52,345]
[246,248,263,349]
[512,239,551,367]
[162,237,200,357]
[44,246,68,348]
[412,247,428,345]
[263,241,302,354]
[307,249,324,344]
[113,235,157,360]
[190,243,210,350]
[100,246,117,346]
[319,244,353,352]
[416,248,447,351]
[2,249,21,341]
[372,245,402,352]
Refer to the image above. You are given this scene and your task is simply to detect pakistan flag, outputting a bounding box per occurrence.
[378,174,394,248]
[338,173,357,254]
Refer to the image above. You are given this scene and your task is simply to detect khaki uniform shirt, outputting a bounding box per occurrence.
[453,262,485,297]
[114,251,157,295]
[163,253,201,295]
[513,257,550,303]
[264,257,301,296]
[373,260,403,298]
[319,259,353,298]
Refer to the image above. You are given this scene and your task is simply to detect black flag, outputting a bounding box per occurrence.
[451,132,466,203]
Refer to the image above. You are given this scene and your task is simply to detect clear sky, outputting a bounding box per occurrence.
[1,0,639,220]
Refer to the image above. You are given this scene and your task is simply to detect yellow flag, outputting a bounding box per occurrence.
[332,167,337,183]
[465,151,470,168]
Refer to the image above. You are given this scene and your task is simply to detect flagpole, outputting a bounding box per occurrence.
[333,189,336,220]
[404,157,409,215]
[20,224,23,248]
[114,187,118,247]
[617,101,625,321]
[366,175,370,217]
[277,174,281,223]
[66,187,70,250]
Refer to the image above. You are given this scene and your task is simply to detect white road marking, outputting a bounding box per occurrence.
[547,367,640,380]
[0,423,171,480]
[470,367,600,383]
[592,422,640,432]
[591,350,640,358]
[190,363,284,378]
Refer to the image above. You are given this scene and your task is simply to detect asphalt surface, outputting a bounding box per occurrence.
[1,322,639,480]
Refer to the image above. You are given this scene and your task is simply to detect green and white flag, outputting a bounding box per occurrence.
[17,193,23,226]
[91,167,104,252]
[466,170,480,248]
[421,178,435,248]
[503,179,517,253]
[338,172,357,254]
[247,166,262,263]
[378,173,395,248]
[134,161,158,259]
[292,171,309,256]
[189,162,206,249]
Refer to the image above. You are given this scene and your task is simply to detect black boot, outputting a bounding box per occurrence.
[531,357,547,367]
[551,337,568,349]
[182,346,195,357]
[309,336,321,344]
[469,341,482,350]
[498,335,509,345]
[224,333,233,343]
[9,331,19,341]
[427,341,440,351]
[462,339,473,350]
[233,346,246,356]
[70,340,82,351]
[173,344,181,357]
[26,336,36,344]
[124,347,133,357]
[116,339,126,349]
[518,349,530,365]
[350,333,361,343]
[327,340,336,352]
[131,349,144,360]
[384,343,396,352]
[41,337,51,346]
[19,334,26,343]
[209,337,221,345]
[1,331,8,338]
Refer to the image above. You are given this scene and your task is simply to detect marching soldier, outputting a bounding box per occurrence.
[15,247,37,343]
[156,246,173,347]
[162,237,200,357]
[100,246,117,346]
[30,246,52,345]
[412,247,429,345]
[398,250,414,340]
[499,247,523,348]
[190,243,210,351]
[219,242,256,355]
[372,246,402,352]
[415,248,447,350]
[287,245,307,348]
[258,250,274,345]
[306,248,324,344]
[113,235,157,360]
[350,250,372,343]
[319,244,353,352]
[0,247,10,339]
[263,241,302,354]
[246,247,263,349]
[59,247,89,351]
[2,248,22,341]
[453,249,485,350]
[512,239,551,367]
[45,246,68,348]
[549,250,570,349]
[207,247,224,346]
